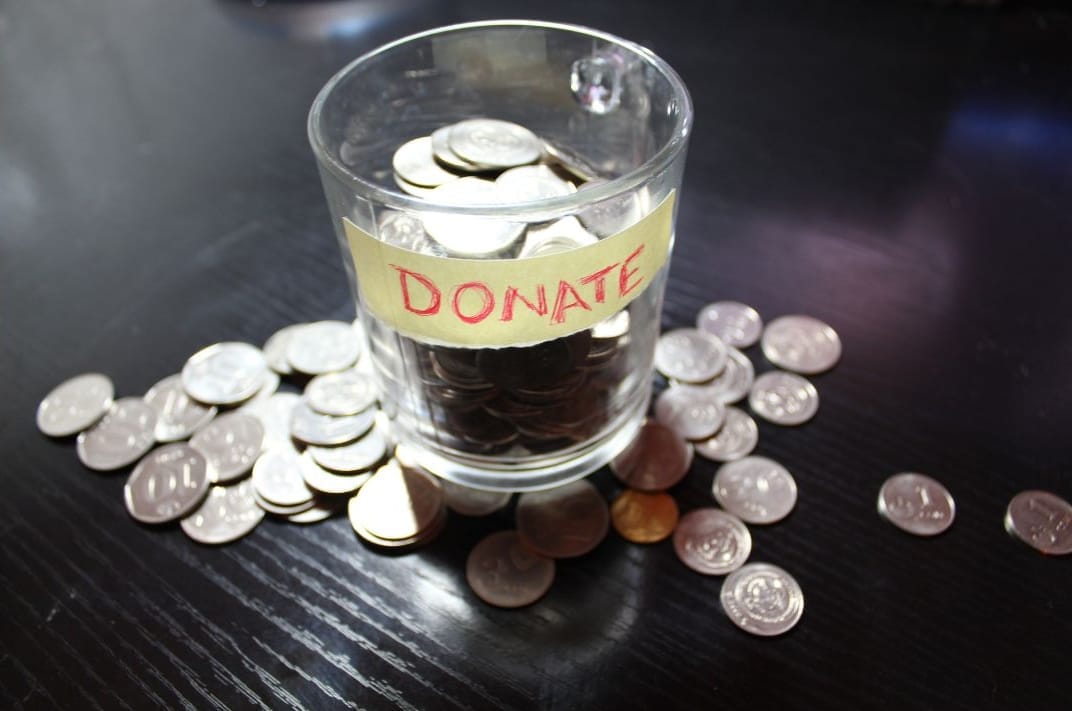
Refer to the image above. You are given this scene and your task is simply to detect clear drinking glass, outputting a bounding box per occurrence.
[309,20,692,491]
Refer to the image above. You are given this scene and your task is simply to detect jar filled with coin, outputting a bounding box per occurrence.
[309,21,692,490]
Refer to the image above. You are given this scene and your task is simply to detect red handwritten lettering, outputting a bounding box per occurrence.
[618,244,645,297]
[451,282,495,324]
[579,263,618,304]
[500,285,548,322]
[391,265,441,316]
[551,280,592,324]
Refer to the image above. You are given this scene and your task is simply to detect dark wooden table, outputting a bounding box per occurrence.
[4,1,1071,709]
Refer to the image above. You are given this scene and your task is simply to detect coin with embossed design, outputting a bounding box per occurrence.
[189,412,264,484]
[466,530,555,608]
[878,473,955,536]
[37,373,114,437]
[720,562,804,636]
[749,371,819,426]
[305,369,378,416]
[654,385,726,441]
[76,398,158,471]
[392,136,460,187]
[290,401,375,447]
[673,508,752,575]
[182,342,268,406]
[251,447,315,507]
[713,456,797,525]
[448,118,542,169]
[144,374,217,442]
[1005,490,1072,555]
[695,407,758,462]
[761,315,841,374]
[654,328,727,383]
[516,479,609,558]
[286,321,363,375]
[686,348,754,405]
[180,479,264,545]
[696,301,763,349]
[124,443,210,524]
[610,490,679,544]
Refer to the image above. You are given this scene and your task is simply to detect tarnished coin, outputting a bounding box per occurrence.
[610,490,679,544]
[466,530,555,609]
[761,315,842,374]
[144,374,216,442]
[654,328,728,383]
[687,348,754,405]
[610,421,694,492]
[349,461,444,541]
[262,324,304,375]
[720,563,804,637]
[421,178,525,257]
[695,407,758,462]
[37,373,114,437]
[516,479,609,558]
[251,447,315,507]
[749,371,819,426]
[124,443,210,524]
[713,457,798,525]
[286,321,363,375]
[307,426,388,473]
[76,398,158,471]
[654,385,726,441]
[305,369,377,416]
[431,125,478,170]
[441,479,513,517]
[290,401,375,446]
[180,479,264,545]
[448,118,542,169]
[300,451,369,496]
[241,392,301,450]
[1005,490,1072,555]
[392,136,459,187]
[673,508,752,575]
[495,164,574,202]
[181,342,268,406]
[878,473,955,536]
[189,412,264,484]
[696,301,763,349]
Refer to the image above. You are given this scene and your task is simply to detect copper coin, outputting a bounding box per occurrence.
[466,530,555,608]
[610,490,679,544]
[515,479,609,558]
[673,508,752,576]
[610,421,694,491]
[348,461,444,541]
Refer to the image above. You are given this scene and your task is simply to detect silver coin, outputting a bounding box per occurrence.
[654,328,728,383]
[76,398,158,471]
[262,324,304,375]
[143,374,217,442]
[304,369,378,416]
[244,369,280,405]
[394,172,443,198]
[392,136,459,187]
[878,473,955,536]
[180,479,264,545]
[431,125,479,170]
[251,447,315,507]
[495,164,575,202]
[37,373,114,437]
[696,301,763,349]
[713,456,797,525]
[300,451,369,495]
[673,508,752,576]
[761,315,842,374]
[518,216,599,258]
[124,443,210,524]
[290,401,375,446]
[286,321,363,375]
[241,392,301,450]
[542,139,604,182]
[189,412,265,484]
[377,211,444,255]
[591,310,630,340]
[421,178,525,257]
[577,188,646,237]
[286,498,343,524]
[695,407,759,462]
[255,491,316,516]
[181,342,268,405]
[720,562,804,637]
[307,426,388,473]
[749,371,819,426]
[441,479,512,517]
[654,385,726,441]
[448,118,542,169]
[685,348,754,404]
[1005,490,1072,555]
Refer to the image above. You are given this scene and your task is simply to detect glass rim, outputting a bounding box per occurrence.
[307,19,693,217]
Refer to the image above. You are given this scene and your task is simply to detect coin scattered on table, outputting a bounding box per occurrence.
[654,385,726,441]
[300,451,369,495]
[516,479,609,558]
[611,490,679,544]
[878,473,955,536]
[761,315,841,375]
[304,369,378,416]
[37,373,114,437]
[720,562,804,637]
[290,401,376,447]
[694,407,758,463]
[124,443,210,524]
[696,301,763,349]
[466,530,555,609]
[242,392,301,450]
[349,461,444,544]
[713,456,798,525]
[286,320,363,375]
[749,370,819,426]
[182,342,268,405]
[690,348,754,405]
[190,412,264,484]
[252,447,315,508]
[1005,490,1072,555]
[441,479,512,517]
[307,425,388,473]
[654,328,728,384]
[673,508,752,575]
[262,324,303,375]
[144,374,217,442]
[180,479,264,545]
[76,397,158,471]
[611,421,693,491]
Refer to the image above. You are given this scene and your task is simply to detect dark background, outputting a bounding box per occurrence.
[3,1,1071,709]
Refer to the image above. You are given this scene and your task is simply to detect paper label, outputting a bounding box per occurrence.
[343,191,674,348]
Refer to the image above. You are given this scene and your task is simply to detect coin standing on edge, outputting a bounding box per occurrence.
[878,473,955,536]
[516,479,609,558]
[124,443,211,524]
[761,315,842,375]
[37,373,115,437]
[181,342,268,406]
[76,398,158,471]
[611,421,693,492]
[720,562,804,637]
[1005,490,1072,555]
[466,530,555,609]
[673,508,752,576]
[696,301,763,349]
[611,490,679,544]
[749,371,819,426]
[180,479,264,545]
[713,456,798,525]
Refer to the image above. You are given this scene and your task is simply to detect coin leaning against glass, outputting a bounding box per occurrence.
[696,301,763,349]
[124,443,211,525]
[448,118,543,170]
[713,456,798,525]
[673,507,752,575]
[182,342,268,406]
[749,370,819,426]
[37,373,114,437]
[720,562,804,636]
[877,473,955,536]
[1005,490,1072,555]
[76,397,158,471]
[761,315,842,374]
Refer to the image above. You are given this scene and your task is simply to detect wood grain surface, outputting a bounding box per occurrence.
[3,1,1071,709]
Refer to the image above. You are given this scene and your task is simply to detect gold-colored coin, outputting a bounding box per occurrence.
[610,489,679,544]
